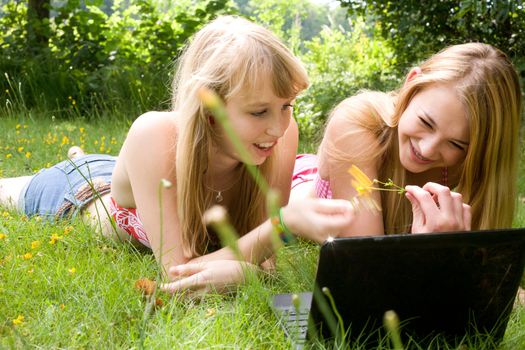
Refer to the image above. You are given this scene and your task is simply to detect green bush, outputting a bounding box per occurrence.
[296,19,399,143]
[0,0,232,118]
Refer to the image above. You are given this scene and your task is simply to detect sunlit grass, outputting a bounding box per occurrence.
[0,113,524,348]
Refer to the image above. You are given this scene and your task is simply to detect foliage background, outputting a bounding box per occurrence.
[2,0,524,141]
[1,1,525,348]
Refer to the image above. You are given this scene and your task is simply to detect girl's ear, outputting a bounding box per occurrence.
[404,67,422,86]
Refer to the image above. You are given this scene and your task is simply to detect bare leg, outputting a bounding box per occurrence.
[0,176,33,211]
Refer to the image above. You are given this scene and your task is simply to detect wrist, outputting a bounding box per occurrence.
[271,207,296,245]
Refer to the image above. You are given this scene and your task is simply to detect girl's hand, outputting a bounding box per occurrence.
[405,182,471,234]
[160,260,257,295]
[281,198,355,243]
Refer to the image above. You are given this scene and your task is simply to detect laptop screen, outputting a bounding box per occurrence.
[309,228,525,346]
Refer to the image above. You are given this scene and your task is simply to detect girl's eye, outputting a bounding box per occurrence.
[282,103,294,111]
[251,109,267,117]
[418,116,432,129]
[450,141,466,151]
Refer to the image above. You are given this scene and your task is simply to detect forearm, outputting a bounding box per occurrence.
[188,219,276,266]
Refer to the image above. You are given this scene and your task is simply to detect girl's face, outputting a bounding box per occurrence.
[213,77,295,166]
[398,83,470,174]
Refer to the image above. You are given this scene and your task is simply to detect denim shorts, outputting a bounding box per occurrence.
[19,154,117,219]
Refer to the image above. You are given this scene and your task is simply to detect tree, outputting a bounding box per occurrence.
[339,0,525,76]
[27,0,50,50]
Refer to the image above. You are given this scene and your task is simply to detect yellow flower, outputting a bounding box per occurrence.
[68,267,76,274]
[25,151,31,158]
[205,308,216,318]
[79,127,85,133]
[12,315,24,325]
[17,146,23,152]
[5,153,12,159]
[64,226,73,235]
[22,252,33,260]
[31,240,41,249]
[49,233,63,245]
[348,165,374,197]
[0,233,6,240]
[15,124,21,130]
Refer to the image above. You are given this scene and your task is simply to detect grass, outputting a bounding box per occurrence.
[1,113,525,349]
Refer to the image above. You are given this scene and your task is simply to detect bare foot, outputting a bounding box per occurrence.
[67,146,85,159]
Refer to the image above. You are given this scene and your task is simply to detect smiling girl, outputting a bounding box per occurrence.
[0,16,354,292]
[291,42,522,236]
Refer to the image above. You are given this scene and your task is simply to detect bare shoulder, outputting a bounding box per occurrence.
[127,111,178,141]
[122,111,178,160]
[112,111,178,205]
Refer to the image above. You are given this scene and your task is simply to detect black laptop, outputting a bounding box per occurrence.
[272,228,525,348]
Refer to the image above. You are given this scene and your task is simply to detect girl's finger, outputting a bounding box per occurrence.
[405,185,439,217]
[314,198,355,214]
[451,192,464,225]
[160,273,205,293]
[462,204,472,231]
[168,263,205,278]
[422,182,454,214]
[405,191,425,233]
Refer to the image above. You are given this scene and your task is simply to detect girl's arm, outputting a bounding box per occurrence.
[117,112,185,272]
[317,103,384,237]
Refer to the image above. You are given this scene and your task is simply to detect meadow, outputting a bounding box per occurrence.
[0,113,524,349]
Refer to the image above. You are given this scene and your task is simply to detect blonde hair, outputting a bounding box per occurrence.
[172,16,308,258]
[325,43,522,233]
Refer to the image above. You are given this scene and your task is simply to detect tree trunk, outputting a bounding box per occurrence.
[27,0,50,49]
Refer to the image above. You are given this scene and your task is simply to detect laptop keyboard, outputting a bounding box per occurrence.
[272,292,313,346]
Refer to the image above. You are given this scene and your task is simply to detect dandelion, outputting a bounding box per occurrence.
[79,127,85,133]
[12,315,24,325]
[2,211,10,218]
[60,304,65,309]
[61,135,70,146]
[31,240,41,249]
[15,124,21,129]
[25,151,31,158]
[17,146,23,152]
[0,233,6,240]
[68,267,76,274]
[206,308,216,318]
[22,252,33,260]
[64,226,73,235]
[5,153,12,158]
[49,233,62,245]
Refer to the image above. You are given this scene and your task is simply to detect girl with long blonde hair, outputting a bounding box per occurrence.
[292,42,522,236]
[0,16,355,293]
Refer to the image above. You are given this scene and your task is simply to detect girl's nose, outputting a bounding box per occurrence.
[266,113,290,138]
